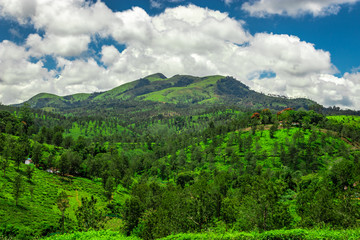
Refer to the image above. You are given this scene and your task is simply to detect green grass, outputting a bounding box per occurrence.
[41,228,360,240]
[93,82,137,101]
[158,229,360,239]
[140,76,223,104]
[64,93,91,103]
[42,230,140,240]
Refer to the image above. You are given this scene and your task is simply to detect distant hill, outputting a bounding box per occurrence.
[19,73,317,112]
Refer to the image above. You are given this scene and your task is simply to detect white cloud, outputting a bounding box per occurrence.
[0,2,360,109]
[26,33,91,57]
[0,0,119,57]
[31,0,116,36]
[242,0,360,17]
[55,57,112,94]
[223,0,234,5]
[150,0,162,8]
[0,40,54,104]
[0,0,37,24]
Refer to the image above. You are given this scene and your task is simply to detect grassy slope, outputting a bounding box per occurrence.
[140,75,223,104]
[0,125,354,239]
[63,93,91,103]
[93,81,137,101]
[327,115,360,126]
[0,160,111,238]
[175,127,348,174]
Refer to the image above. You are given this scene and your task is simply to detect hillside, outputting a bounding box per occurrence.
[21,74,316,113]
[2,86,360,239]
[0,151,112,239]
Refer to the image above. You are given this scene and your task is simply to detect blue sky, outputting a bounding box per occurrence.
[0,0,360,109]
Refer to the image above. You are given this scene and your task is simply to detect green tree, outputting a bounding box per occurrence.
[13,143,27,170]
[123,196,145,235]
[58,150,81,176]
[19,103,34,134]
[5,122,13,134]
[58,152,70,176]
[63,136,74,149]
[53,131,63,147]
[76,196,104,231]
[104,176,115,202]
[188,174,215,231]
[56,191,70,233]
[31,142,42,165]
[25,164,35,181]
[13,174,24,206]
[269,122,279,138]
[0,155,9,177]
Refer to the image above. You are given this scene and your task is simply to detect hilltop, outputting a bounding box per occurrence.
[21,74,316,113]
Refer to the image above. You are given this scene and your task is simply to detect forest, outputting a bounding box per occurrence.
[1,90,360,239]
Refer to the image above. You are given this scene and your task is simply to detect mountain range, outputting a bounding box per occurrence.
[21,73,316,112]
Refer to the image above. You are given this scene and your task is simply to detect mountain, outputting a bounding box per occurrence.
[20,73,317,112]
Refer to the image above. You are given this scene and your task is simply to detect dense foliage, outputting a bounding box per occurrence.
[1,78,360,239]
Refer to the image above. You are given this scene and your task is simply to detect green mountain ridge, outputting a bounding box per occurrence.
[20,74,316,112]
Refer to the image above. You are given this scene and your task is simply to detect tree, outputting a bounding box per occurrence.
[5,122,12,134]
[63,136,74,149]
[0,155,9,177]
[56,191,70,233]
[13,174,24,206]
[76,196,104,231]
[260,109,272,125]
[13,141,28,170]
[104,176,115,202]
[269,122,279,139]
[31,142,42,165]
[123,196,145,235]
[19,103,34,134]
[25,164,35,181]
[58,150,81,176]
[53,131,63,147]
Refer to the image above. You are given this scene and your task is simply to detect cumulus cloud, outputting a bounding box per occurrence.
[0,40,54,104]
[242,0,360,17]
[0,0,37,24]
[26,33,91,57]
[55,57,112,94]
[1,0,118,57]
[0,1,359,109]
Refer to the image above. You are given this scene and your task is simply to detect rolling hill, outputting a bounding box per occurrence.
[20,74,316,112]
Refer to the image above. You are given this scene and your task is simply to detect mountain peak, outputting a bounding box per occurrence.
[144,73,167,80]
